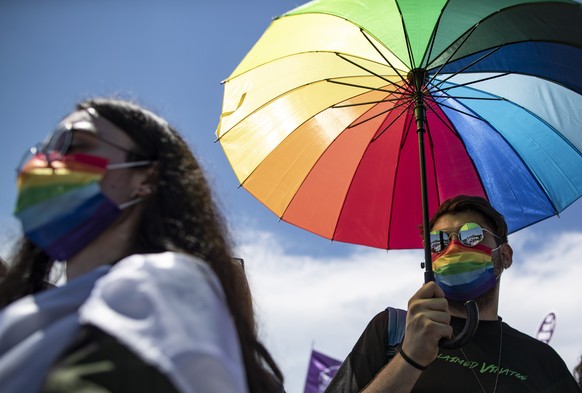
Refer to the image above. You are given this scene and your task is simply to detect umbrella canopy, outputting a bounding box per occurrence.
[216,0,582,251]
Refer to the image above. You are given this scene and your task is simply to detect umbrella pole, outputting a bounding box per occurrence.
[416,107,434,284]
[409,69,434,283]
[410,68,479,349]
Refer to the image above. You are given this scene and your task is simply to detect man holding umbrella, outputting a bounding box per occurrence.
[214,0,582,390]
[326,195,581,393]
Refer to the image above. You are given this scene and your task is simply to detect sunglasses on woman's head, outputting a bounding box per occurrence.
[429,222,500,253]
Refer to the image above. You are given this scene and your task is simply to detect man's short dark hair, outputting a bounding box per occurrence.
[429,195,509,243]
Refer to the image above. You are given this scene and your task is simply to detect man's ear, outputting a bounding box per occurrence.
[500,243,513,269]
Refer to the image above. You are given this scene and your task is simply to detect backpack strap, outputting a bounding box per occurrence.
[385,307,407,362]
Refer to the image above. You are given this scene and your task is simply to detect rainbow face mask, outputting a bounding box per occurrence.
[432,240,498,302]
[14,153,138,261]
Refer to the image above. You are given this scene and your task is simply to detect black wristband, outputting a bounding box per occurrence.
[398,347,427,371]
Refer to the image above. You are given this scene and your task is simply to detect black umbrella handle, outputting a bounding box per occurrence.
[424,271,480,349]
[439,300,479,349]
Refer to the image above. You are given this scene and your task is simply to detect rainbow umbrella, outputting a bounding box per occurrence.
[216,0,582,326]
[217,0,582,346]
[218,0,582,250]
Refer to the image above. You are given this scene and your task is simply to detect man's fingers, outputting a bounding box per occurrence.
[414,281,445,299]
[403,281,453,365]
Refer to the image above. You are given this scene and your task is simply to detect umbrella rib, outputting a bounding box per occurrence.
[383,110,416,249]
[428,85,506,123]
[429,100,488,122]
[335,53,406,91]
[425,23,480,87]
[394,0,417,69]
[424,98,486,199]
[428,94,563,218]
[349,98,413,129]
[421,0,449,68]
[435,72,511,93]
[358,28,408,84]
[424,106,488,210]
[433,96,504,101]
[370,100,415,142]
[424,100,464,140]
[333,96,410,108]
[423,119,445,209]
[326,78,401,94]
[328,102,413,247]
[428,89,504,133]
[430,81,507,102]
[429,45,505,91]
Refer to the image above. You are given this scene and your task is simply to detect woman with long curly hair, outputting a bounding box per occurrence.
[0,98,283,393]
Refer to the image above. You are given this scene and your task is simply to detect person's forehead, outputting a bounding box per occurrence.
[432,211,491,232]
[59,109,134,147]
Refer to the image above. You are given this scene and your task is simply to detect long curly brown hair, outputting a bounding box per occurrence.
[0,97,283,392]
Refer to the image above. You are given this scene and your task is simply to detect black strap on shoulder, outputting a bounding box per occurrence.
[385,307,407,362]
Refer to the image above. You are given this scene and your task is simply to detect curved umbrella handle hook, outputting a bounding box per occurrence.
[439,300,479,349]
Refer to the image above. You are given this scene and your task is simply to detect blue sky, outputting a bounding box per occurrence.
[1,1,581,392]
[0,0,362,258]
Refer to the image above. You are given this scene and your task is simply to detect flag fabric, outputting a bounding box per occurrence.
[536,312,557,344]
[304,349,342,393]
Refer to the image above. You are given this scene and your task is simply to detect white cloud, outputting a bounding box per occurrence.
[236,228,582,393]
[499,231,582,379]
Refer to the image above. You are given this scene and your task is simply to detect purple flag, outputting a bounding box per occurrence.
[304,349,342,393]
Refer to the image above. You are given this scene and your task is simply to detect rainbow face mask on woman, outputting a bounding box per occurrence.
[431,239,499,302]
[14,153,137,261]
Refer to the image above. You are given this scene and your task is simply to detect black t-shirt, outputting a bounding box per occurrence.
[326,311,581,393]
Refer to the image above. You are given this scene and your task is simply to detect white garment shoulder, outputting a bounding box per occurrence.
[0,266,110,393]
[79,251,249,393]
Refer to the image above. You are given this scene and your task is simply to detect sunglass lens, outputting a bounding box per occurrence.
[16,145,40,173]
[458,223,484,247]
[429,230,449,253]
[43,126,70,155]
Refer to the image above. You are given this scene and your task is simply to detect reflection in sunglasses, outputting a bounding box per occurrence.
[429,223,499,253]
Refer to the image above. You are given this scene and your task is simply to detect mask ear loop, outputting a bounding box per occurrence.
[107,161,152,170]
[118,197,143,210]
[492,242,506,280]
